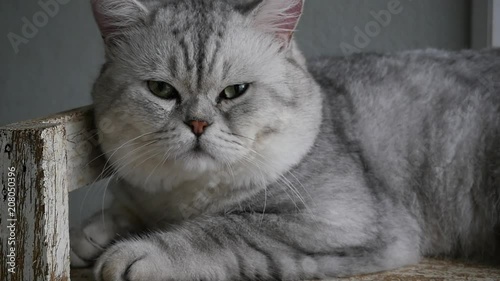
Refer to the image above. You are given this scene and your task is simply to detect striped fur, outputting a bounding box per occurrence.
[70,1,500,280]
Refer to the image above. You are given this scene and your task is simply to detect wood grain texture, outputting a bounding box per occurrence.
[333,259,500,281]
[0,106,103,281]
[70,259,500,281]
[0,124,70,281]
[1,106,106,192]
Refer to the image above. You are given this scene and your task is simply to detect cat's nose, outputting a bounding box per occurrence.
[187,120,210,137]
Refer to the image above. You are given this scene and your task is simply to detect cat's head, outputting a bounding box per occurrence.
[91,0,322,191]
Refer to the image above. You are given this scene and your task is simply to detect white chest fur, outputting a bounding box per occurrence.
[111,168,245,224]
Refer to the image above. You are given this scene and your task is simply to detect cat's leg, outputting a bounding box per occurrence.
[70,203,141,268]
[94,212,421,281]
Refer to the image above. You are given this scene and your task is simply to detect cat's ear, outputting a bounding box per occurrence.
[246,0,304,46]
[91,0,149,38]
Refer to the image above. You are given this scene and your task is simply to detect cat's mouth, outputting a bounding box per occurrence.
[188,139,214,160]
[192,141,203,153]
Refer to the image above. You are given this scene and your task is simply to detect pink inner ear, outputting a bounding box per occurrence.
[91,0,114,37]
[91,0,149,38]
[276,0,303,33]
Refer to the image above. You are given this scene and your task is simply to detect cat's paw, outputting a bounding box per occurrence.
[94,237,231,281]
[70,215,118,267]
[70,228,102,267]
[94,239,170,281]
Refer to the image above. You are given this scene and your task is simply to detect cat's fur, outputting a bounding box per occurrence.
[70,0,500,280]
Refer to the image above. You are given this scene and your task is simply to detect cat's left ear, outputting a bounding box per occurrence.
[243,0,304,47]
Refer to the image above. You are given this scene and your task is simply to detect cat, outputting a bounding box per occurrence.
[70,0,500,280]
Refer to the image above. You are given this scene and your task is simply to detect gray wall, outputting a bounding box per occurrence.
[1,0,103,126]
[0,0,472,224]
[297,0,471,56]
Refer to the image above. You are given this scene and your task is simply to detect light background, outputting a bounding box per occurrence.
[0,0,475,224]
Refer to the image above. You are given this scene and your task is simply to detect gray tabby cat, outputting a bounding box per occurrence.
[70,0,500,280]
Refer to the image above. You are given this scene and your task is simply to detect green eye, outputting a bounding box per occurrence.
[147,81,179,100]
[220,84,250,100]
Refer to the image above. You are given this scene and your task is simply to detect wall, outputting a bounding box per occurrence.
[0,0,103,126]
[494,0,500,46]
[297,0,470,57]
[472,0,500,48]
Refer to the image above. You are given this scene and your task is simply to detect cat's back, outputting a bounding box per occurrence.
[309,48,500,103]
[308,48,500,157]
[308,48,500,259]
[307,48,500,172]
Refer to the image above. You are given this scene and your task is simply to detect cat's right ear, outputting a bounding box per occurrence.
[91,0,149,38]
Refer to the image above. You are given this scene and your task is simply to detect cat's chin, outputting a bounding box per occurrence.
[178,150,221,172]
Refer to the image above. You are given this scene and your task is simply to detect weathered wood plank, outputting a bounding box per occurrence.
[0,124,70,281]
[0,106,104,280]
[1,106,105,192]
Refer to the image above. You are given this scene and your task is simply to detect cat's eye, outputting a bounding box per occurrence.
[147,81,179,100]
[219,84,250,101]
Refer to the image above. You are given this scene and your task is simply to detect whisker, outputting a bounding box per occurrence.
[101,176,114,227]
[241,147,312,213]
[240,155,300,212]
[95,140,160,185]
[80,141,159,217]
[144,145,174,186]
[112,146,163,177]
[221,130,256,142]
[94,131,158,182]
[84,140,148,168]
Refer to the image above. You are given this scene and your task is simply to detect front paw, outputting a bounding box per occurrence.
[94,239,171,281]
[70,225,114,268]
[70,213,119,267]
[95,237,232,281]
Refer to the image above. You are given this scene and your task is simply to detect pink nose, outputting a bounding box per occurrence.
[189,120,209,136]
